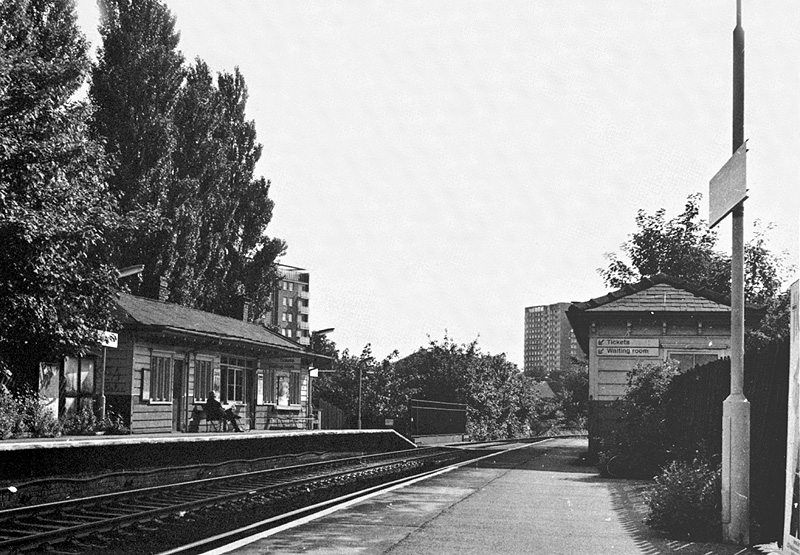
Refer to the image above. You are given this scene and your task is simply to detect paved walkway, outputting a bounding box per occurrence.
[206,437,762,555]
[211,439,768,555]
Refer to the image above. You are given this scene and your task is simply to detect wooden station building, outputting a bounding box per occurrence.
[566,273,764,458]
[40,293,327,434]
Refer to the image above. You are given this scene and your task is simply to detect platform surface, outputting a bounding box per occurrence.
[210,437,760,555]
[0,428,410,451]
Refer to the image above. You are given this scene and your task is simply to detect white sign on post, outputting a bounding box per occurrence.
[96,330,118,349]
[709,141,748,229]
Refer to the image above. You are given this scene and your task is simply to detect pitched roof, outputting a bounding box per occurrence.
[570,274,739,312]
[566,273,765,353]
[116,293,310,357]
[532,381,556,399]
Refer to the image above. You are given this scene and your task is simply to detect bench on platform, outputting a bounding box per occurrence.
[266,413,314,430]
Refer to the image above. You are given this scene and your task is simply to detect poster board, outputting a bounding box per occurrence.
[785,280,800,552]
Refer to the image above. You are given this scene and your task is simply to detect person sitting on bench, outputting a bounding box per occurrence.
[204,391,243,432]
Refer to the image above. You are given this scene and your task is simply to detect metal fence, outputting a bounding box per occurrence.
[319,398,347,429]
[409,399,467,436]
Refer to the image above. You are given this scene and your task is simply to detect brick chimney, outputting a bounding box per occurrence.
[158,276,169,302]
[242,300,251,322]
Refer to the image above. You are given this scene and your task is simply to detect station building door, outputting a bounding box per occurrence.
[172,359,184,431]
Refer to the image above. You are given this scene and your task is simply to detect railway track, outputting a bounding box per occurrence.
[0,446,477,554]
[158,437,564,555]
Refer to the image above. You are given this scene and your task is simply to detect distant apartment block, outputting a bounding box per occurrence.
[265,264,310,346]
[524,302,582,378]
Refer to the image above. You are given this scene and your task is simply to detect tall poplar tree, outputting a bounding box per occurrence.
[90,0,184,299]
[0,0,118,387]
[91,1,285,319]
[171,62,285,319]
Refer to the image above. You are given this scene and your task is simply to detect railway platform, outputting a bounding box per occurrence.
[207,437,762,555]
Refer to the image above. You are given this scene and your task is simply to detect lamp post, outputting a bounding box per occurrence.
[96,265,144,420]
[708,1,749,544]
[309,328,335,430]
[358,365,363,430]
[357,363,377,430]
[723,1,749,545]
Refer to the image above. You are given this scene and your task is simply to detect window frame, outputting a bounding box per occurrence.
[220,355,254,404]
[290,372,301,405]
[62,356,97,414]
[149,353,173,404]
[667,351,721,372]
[193,357,214,402]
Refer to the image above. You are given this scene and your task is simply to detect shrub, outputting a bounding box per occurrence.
[60,407,132,436]
[0,391,18,439]
[60,406,101,435]
[646,458,721,541]
[101,410,131,435]
[16,390,62,438]
[0,388,61,439]
[598,360,680,477]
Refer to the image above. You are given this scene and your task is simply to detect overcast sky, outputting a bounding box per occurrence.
[75,1,799,366]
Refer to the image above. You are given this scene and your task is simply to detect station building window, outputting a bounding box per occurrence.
[277,375,290,406]
[290,372,301,405]
[62,356,96,414]
[194,358,213,401]
[262,367,275,404]
[668,352,719,372]
[221,356,254,404]
[149,354,172,402]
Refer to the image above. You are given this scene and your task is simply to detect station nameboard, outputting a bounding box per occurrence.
[709,141,747,228]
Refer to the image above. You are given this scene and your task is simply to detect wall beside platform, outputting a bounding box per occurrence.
[0,429,416,508]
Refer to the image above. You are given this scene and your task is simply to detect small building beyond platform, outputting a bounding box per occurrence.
[566,273,764,458]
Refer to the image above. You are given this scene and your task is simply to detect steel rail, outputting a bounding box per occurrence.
[157,438,553,555]
[0,446,463,553]
[0,445,433,522]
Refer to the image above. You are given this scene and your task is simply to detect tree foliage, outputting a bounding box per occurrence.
[600,193,791,305]
[90,0,182,297]
[601,194,723,290]
[314,345,401,430]
[314,336,561,440]
[0,0,119,387]
[91,0,284,319]
[600,193,793,341]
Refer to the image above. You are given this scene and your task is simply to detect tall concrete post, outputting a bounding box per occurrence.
[721,0,750,544]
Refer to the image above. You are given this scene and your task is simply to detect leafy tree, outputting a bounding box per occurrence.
[600,193,790,304]
[466,351,537,439]
[600,193,793,340]
[314,335,563,439]
[0,0,119,388]
[393,336,543,440]
[552,356,589,428]
[601,194,722,290]
[314,344,400,429]
[91,2,285,319]
[186,66,285,320]
[91,0,183,298]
